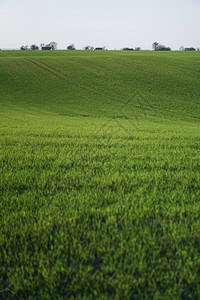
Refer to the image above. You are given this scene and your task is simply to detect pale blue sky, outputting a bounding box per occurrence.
[0,0,199,49]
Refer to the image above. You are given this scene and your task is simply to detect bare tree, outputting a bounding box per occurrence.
[46,41,58,50]
[40,43,45,49]
[152,42,159,51]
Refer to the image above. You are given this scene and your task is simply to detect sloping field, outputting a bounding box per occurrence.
[1,50,200,298]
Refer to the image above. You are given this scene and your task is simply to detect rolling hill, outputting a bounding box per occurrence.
[1,50,200,298]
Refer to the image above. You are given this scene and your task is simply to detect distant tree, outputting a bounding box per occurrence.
[122,47,134,51]
[152,42,171,51]
[46,41,58,50]
[135,47,141,51]
[20,45,28,50]
[179,46,184,51]
[197,48,200,51]
[67,44,76,50]
[84,45,94,50]
[40,43,45,49]
[152,42,159,51]
[30,44,39,50]
[157,45,171,51]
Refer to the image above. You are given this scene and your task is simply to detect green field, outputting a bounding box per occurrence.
[1,50,200,299]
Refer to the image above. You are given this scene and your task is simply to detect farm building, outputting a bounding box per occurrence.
[42,46,52,50]
[184,47,196,51]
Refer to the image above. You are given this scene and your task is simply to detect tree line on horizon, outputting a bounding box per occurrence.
[20,41,200,51]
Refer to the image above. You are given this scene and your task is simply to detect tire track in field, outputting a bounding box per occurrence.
[27,58,139,126]
[26,58,157,193]
[26,58,157,131]
[26,58,108,100]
